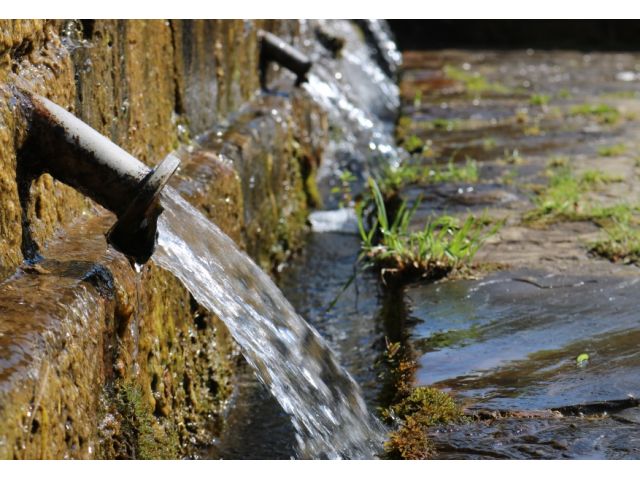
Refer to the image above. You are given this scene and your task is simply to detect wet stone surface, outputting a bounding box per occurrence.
[408,269,640,410]
[398,50,640,458]
[431,412,640,459]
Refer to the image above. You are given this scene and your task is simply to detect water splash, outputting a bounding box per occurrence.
[154,187,386,458]
[300,20,406,206]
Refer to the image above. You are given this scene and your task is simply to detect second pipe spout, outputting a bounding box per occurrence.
[258,30,313,90]
[14,88,180,264]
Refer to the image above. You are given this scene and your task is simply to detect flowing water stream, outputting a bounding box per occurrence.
[154,188,386,459]
[153,20,403,459]
[301,20,406,206]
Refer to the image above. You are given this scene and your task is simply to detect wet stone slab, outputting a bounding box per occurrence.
[374,45,640,458]
[406,267,640,459]
[431,411,640,459]
[397,51,640,455]
[407,268,640,411]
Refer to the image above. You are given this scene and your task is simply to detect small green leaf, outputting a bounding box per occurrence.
[576,353,590,365]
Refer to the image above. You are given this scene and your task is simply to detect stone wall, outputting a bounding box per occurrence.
[0,19,326,459]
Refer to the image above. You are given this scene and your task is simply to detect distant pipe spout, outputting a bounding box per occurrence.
[314,26,345,57]
[258,30,312,90]
[14,88,180,265]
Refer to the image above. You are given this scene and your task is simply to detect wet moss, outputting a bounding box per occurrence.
[389,387,465,425]
[385,416,434,459]
[378,343,467,460]
[115,381,179,460]
[443,64,512,96]
[568,103,620,125]
[369,286,468,460]
[303,169,323,209]
[383,388,466,460]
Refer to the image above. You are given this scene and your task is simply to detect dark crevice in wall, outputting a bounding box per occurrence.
[168,20,185,116]
[80,20,95,41]
[15,166,40,263]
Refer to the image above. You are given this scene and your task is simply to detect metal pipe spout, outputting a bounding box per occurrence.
[314,26,345,57]
[258,30,313,90]
[14,88,180,264]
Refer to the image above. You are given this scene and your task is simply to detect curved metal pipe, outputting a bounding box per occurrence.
[14,88,180,264]
[258,30,312,90]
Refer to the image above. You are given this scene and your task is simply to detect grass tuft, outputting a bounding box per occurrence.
[524,167,626,225]
[402,134,425,154]
[589,206,640,264]
[529,93,551,106]
[569,103,620,125]
[444,65,511,95]
[357,178,502,285]
[597,143,627,157]
[378,157,479,196]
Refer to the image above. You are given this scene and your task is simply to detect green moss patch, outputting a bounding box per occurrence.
[569,103,620,125]
[383,387,467,460]
[115,382,179,460]
[444,65,511,96]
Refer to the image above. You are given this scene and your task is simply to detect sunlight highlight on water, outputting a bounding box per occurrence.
[155,188,386,459]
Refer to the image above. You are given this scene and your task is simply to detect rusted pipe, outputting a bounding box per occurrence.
[258,30,312,90]
[14,88,180,264]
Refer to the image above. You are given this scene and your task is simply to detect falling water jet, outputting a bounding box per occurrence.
[352,20,402,80]
[298,21,405,205]
[154,189,387,458]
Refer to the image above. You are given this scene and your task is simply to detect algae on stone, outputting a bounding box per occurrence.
[0,19,324,460]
